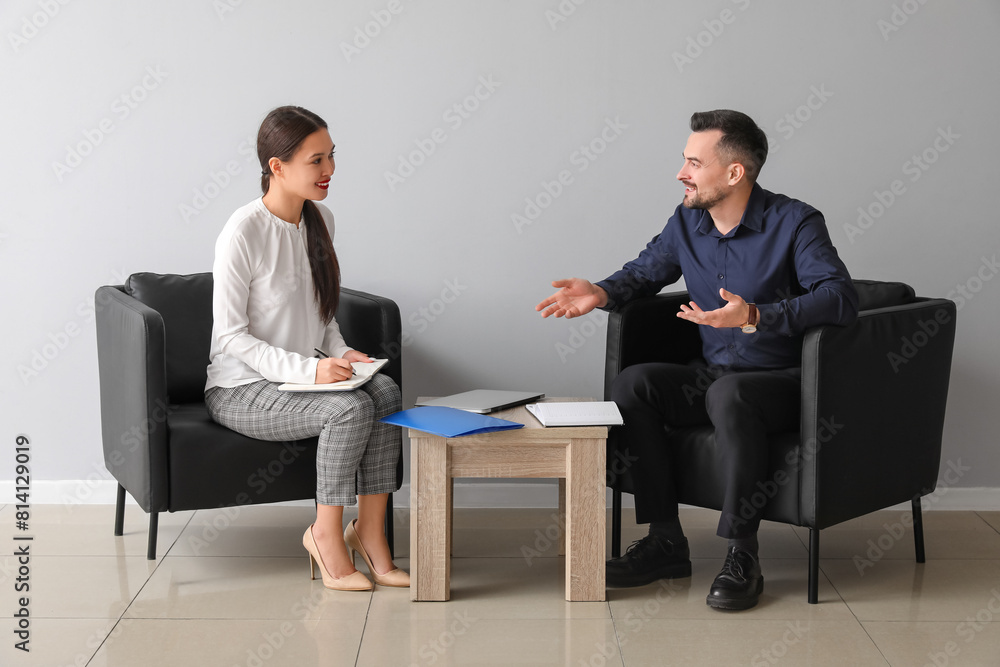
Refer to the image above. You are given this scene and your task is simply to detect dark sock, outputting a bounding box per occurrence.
[728,534,759,555]
[648,517,685,542]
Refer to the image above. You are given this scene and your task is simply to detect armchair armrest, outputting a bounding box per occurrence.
[95,286,170,513]
[337,287,403,389]
[797,298,957,528]
[604,291,703,400]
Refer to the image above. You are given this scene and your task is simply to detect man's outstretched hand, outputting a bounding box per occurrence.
[676,288,751,328]
[536,278,608,319]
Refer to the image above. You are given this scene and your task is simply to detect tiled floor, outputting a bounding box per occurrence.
[2,503,999,666]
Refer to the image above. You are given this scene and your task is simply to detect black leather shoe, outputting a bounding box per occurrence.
[606,534,691,588]
[706,545,763,610]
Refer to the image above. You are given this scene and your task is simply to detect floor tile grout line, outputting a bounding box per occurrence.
[355,587,376,666]
[83,553,169,664]
[974,510,1000,537]
[154,508,199,559]
[606,598,627,667]
[83,510,198,665]
[855,615,895,666]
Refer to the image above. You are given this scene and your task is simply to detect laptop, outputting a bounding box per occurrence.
[415,389,545,414]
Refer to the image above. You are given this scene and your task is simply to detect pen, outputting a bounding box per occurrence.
[314,348,356,377]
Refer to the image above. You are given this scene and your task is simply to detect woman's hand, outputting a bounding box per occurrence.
[343,349,373,364]
[315,357,354,384]
[315,350,374,384]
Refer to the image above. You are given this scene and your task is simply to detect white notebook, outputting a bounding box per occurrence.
[525,401,623,426]
[278,358,388,392]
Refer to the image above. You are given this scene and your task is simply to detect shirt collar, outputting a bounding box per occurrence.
[695,182,766,236]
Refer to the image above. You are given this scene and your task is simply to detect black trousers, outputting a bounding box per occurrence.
[610,361,801,539]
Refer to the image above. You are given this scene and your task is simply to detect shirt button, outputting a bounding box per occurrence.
[728,344,735,350]
[718,274,724,280]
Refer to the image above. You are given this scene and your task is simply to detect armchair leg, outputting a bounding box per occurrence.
[386,493,395,560]
[147,512,159,560]
[114,484,126,537]
[611,489,623,558]
[912,497,926,563]
[808,528,820,604]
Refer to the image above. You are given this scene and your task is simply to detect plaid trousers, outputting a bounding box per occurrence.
[205,374,401,506]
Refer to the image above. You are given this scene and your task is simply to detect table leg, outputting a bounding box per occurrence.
[557,478,566,557]
[565,438,606,601]
[410,435,451,601]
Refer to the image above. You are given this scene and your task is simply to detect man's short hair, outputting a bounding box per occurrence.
[690,110,768,184]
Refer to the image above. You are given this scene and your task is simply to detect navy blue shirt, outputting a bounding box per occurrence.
[596,183,858,370]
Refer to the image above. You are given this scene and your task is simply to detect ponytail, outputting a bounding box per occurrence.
[302,200,340,324]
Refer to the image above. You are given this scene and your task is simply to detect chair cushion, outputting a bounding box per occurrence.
[853,279,916,311]
[125,273,213,404]
[167,404,319,510]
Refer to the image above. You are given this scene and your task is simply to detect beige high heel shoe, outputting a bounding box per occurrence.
[344,519,410,588]
[302,525,372,591]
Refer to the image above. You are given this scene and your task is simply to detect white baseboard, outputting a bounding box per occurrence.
[4,480,1000,511]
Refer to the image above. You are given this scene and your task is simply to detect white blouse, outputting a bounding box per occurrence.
[205,197,351,390]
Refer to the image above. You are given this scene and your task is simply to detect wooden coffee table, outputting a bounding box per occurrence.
[408,398,607,602]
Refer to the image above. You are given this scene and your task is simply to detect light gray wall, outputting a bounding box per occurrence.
[3,0,998,492]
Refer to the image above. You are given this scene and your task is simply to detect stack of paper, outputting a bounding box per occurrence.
[278,358,389,392]
[525,401,623,426]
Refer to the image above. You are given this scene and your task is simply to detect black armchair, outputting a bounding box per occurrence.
[604,280,956,603]
[96,272,404,559]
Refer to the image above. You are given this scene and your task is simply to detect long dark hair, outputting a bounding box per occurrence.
[258,106,340,324]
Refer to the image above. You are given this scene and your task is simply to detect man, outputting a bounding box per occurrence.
[535,110,857,611]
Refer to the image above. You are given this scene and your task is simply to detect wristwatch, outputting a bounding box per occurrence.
[741,303,758,334]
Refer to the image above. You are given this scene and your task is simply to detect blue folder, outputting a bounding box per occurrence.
[380,406,524,438]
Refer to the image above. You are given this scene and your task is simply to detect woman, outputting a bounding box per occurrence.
[204,106,407,591]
